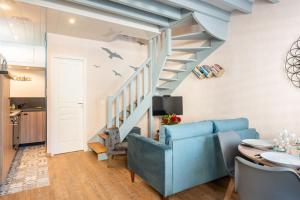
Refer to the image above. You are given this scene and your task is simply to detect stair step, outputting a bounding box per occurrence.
[172,31,211,40]
[159,77,178,81]
[88,142,107,154]
[98,133,109,140]
[172,46,210,52]
[163,68,187,73]
[167,58,197,63]
[156,86,170,90]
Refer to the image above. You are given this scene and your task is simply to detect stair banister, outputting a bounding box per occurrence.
[107,57,151,129]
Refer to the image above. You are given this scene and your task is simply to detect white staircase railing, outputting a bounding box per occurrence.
[106,30,169,141]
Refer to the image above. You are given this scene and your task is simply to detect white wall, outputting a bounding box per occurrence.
[10,68,45,97]
[172,0,300,139]
[47,33,148,151]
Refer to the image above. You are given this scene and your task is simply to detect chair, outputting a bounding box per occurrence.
[217,131,242,200]
[235,156,300,200]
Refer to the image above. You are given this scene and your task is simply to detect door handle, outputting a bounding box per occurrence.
[77,102,83,104]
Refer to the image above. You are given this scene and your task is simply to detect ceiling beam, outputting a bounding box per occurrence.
[109,0,182,21]
[156,0,231,22]
[17,0,160,34]
[268,0,280,3]
[223,0,252,13]
[68,0,170,27]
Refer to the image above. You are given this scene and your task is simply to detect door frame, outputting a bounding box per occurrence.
[47,56,87,155]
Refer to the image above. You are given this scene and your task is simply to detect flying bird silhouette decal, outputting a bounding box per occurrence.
[102,47,123,60]
[137,41,145,46]
[93,65,101,68]
[112,70,122,77]
[129,65,138,71]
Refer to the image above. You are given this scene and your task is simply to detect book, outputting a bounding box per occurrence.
[192,67,205,79]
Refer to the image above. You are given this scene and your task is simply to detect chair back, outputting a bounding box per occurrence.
[217,131,241,176]
[235,156,300,200]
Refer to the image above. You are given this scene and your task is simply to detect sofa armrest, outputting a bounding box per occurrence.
[127,134,173,197]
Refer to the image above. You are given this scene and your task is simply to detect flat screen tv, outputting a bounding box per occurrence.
[152,96,183,116]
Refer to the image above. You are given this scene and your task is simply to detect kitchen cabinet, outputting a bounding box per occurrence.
[0,73,15,184]
[0,42,45,68]
[20,111,46,144]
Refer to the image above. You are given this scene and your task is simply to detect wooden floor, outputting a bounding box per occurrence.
[0,151,238,200]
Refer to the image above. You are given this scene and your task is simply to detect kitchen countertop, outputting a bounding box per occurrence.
[21,108,46,112]
[10,109,22,117]
[10,108,46,117]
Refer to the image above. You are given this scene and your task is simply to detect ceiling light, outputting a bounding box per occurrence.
[69,18,76,24]
[0,4,11,10]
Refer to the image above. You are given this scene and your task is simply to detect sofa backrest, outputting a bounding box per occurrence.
[212,118,249,133]
[161,121,213,145]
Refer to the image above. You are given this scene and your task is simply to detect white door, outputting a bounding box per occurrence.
[53,57,85,154]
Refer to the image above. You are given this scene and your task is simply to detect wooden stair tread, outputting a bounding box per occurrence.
[172,31,211,40]
[159,77,178,81]
[167,58,197,63]
[156,86,170,90]
[163,68,187,72]
[88,142,107,154]
[172,47,210,52]
[98,133,109,139]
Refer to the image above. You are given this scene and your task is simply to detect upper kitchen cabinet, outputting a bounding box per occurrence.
[0,42,45,68]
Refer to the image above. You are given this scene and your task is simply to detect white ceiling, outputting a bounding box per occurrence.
[0,0,154,46]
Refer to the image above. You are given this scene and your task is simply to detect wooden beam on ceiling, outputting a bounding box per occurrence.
[68,0,170,27]
[223,0,252,13]
[156,0,231,22]
[16,0,160,34]
[109,0,183,21]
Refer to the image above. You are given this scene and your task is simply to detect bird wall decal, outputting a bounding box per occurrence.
[112,70,122,77]
[137,41,145,46]
[93,65,101,68]
[102,47,123,60]
[129,65,138,71]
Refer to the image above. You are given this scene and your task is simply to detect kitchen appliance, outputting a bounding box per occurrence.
[0,54,7,71]
[11,114,21,150]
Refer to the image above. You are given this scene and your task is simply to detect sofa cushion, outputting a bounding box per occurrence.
[213,118,249,132]
[164,121,213,144]
[236,128,259,140]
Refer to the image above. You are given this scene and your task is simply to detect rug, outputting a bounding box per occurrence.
[0,145,49,195]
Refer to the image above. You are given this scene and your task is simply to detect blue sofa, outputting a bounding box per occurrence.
[127,118,259,198]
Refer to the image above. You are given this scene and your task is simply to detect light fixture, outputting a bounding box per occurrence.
[0,4,11,10]
[69,18,76,24]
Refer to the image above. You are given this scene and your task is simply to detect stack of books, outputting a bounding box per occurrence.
[192,64,224,79]
[210,64,224,77]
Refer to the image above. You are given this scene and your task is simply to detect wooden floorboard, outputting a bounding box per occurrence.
[0,151,239,200]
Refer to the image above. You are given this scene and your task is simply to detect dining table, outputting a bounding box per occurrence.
[238,144,300,174]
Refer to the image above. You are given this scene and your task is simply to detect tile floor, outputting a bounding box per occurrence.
[0,145,49,196]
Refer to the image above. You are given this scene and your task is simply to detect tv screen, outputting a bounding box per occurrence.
[152,96,183,116]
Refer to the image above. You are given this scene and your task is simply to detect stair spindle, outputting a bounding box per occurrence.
[123,87,127,120]
[115,96,120,127]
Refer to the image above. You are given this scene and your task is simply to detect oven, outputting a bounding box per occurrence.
[11,114,21,150]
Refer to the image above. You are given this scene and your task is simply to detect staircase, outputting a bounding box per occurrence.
[67,0,278,160]
[155,30,223,95]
